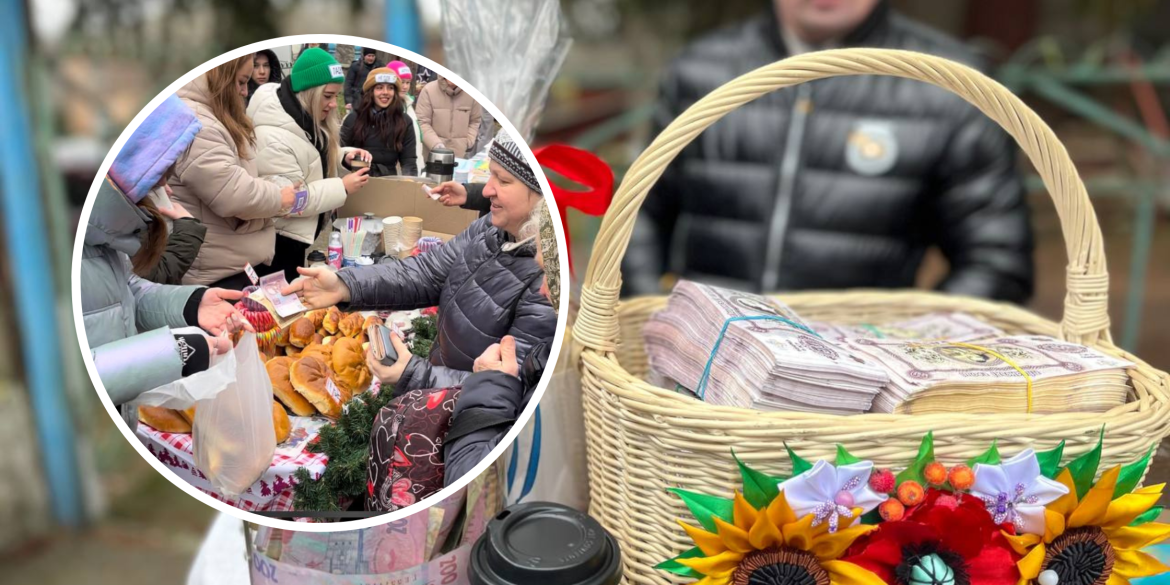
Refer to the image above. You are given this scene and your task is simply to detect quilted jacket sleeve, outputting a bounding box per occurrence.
[176,123,285,221]
[127,257,204,331]
[253,132,348,218]
[92,327,184,405]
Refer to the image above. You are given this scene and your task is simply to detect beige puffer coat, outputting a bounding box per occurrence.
[415,79,483,159]
[170,77,284,285]
[248,82,355,245]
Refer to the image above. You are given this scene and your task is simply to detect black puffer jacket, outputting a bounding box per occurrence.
[336,213,555,391]
[340,108,419,176]
[622,2,1033,303]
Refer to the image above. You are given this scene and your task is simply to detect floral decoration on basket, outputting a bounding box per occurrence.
[658,431,1169,585]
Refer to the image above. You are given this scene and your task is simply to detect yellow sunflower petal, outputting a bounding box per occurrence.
[1017,541,1047,580]
[822,560,888,585]
[748,503,784,550]
[1045,508,1067,542]
[679,520,729,556]
[693,567,735,585]
[1107,522,1170,552]
[1051,468,1080,516]
[1107,573,1131,585]
[677,550,745,576]
[780,513,818,551]
[1100,490,1164,529]
[765,490,797,528]
[733,491,758,532]
[712,516,755,554]
[1113,548,1170,580]
[1003,532,1042,556]
[1069,467,1121,528]
[809,524,877,561]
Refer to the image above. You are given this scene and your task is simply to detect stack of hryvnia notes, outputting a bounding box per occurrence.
[644,281,1134,415]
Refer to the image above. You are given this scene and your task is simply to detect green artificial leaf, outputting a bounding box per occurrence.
[860,509,883,525]
[733,450,783,510]
[836,444,862,466]
[668,488,734,533]
[1036,440,1066,479]
[896,432,935,485]
[1115,444,1157,499]
[968,440,1001,466]
[655,547,704,578]
[785,442,813,476]
[1064,427,1105,500]
[1130,506,1164,527]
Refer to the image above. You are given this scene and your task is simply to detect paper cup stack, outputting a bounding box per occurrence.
[382,216,403,255]
[400,216,424,257]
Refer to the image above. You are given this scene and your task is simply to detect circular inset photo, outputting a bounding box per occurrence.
[71,35,567,530]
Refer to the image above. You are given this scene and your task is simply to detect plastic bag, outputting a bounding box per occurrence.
[193,332,276,497]
[133,328,238,409]
[440,0,572,140]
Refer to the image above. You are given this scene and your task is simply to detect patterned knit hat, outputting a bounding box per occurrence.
[537,199,560,313]
[489,129,540,193]
[290,47,344,93]
[363,67,398,92]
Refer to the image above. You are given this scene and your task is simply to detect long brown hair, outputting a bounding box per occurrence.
[204,55,256,155]
[352,84,408,151]
[131,198,169,277]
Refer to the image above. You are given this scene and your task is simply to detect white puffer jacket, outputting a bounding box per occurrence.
[247,83,355,245]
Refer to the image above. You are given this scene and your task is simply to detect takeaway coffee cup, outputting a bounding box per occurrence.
[469,502,622,585]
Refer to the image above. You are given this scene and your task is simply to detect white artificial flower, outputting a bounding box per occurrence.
[776,459,887,532]
[969,448,1069,535]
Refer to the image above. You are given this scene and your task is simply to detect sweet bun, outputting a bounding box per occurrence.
[332,337,371,394]
[300,342,334,365]
[289,317,315,348]
[139,406,192,433]
[290,356,341,419]
[179,406,197,425]
[275,325,291,347]
[323,307,342,334]
[266,357,317,416]
[312,333,324,345]
[285,345,302,357]
[305,309,326,329]
[272,401,291,443]
[362,315,384,330]
[339,312,364,338]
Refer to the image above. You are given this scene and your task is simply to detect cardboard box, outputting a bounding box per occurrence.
[336,176,479,237]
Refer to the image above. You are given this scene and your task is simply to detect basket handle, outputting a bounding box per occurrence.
[576,48,1110,353]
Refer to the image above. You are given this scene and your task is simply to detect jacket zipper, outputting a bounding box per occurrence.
[760,84,812,292]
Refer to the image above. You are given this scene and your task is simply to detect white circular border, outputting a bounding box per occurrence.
[71,34,571,532]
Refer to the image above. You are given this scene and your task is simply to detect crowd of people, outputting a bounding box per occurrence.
[80,44,557,488]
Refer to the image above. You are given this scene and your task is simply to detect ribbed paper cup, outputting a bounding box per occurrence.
[382,216,403,254]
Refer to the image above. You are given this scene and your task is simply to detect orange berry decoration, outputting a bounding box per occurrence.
[948,464,975,491]
[879,498,905,522]
[896,480,925,506]
[924,462,948,486]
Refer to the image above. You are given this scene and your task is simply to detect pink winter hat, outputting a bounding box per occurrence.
[387,60,413,80]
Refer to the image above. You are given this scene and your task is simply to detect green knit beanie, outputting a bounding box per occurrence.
[290,48,344,92]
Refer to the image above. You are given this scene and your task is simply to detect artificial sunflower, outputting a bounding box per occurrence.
[1004,465,1170,585]
[669,489,884,585]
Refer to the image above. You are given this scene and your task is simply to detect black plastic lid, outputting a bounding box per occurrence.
[307,250,326,261]
[470,502,622,585]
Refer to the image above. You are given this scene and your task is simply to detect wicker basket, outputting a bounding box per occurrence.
[572,48,1170,584]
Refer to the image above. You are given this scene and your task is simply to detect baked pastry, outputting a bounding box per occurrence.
[305,309,326,329]
[266,357,317,416]
[312,333,324,345]
[323,307,342,334]
[339,312,364,338]
[332,337,371,394]
[289,317,315,348]
[323,336,336,345]
[285,345,302,357]
[274,325,291,347]
[362,315,384,330]
[138,406,192,433]
[300,342,334,365]
[272,401,291,443]
[290,356,342,419]
[178,406,197,425]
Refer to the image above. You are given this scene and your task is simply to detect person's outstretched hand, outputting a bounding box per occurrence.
[366,333,412,385]
[158,200,193,220]
[198,288,253,335]
[432,181,467,207]
[472,335,519,377]
[280,266,351,309]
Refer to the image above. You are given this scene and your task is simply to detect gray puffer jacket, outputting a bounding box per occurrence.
[337,215,555,391]
[82,179,203,405]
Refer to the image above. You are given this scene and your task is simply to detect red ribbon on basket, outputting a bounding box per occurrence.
[533,144,614,276]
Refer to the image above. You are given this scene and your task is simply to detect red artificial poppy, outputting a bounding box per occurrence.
[843,489,1021,585]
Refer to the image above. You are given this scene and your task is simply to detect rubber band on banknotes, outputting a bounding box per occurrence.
[695,315,822,400]
[948,341,1034,414]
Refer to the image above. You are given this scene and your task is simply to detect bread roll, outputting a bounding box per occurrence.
[305,309,326,329]
[332,337,372,394]
[323,336,336,345]
[289,317,315,348]
[275,325,291,347]
[266,357,317,416]
[285,345,302,357]
[178,406,197,425]
[323,307,342,334]
[272,401,291,443]
[312,333,324,345]
[362,315,384,330]
[339,312,364,338]
[139,406,192,433]
[290,356,342,419]
[300,342,334,365]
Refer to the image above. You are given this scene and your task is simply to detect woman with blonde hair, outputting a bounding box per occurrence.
[248,47,372,280]
[170,54,299,288]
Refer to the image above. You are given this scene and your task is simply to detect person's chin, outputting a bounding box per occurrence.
[489,212,506,229]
